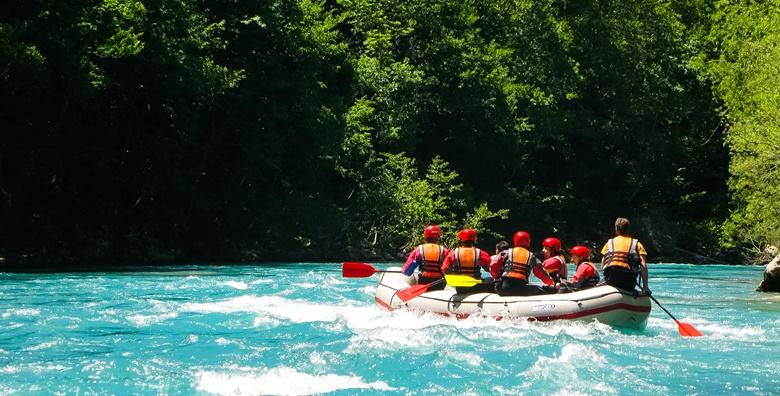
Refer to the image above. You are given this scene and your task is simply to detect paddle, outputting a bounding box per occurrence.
[397,274,486,302]
[396,277,445,302]
[444,274,482,287]
[342,262,404,278]
[648,294,703,337]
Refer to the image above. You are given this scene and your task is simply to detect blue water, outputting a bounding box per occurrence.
[1,263,778,395]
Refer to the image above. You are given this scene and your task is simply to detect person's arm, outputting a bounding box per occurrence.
[479,250,492,271]
[636,241,650,294]
[401,249,420,276]
[441,251,455,273]
[640,255,650,294]
[600,241,609,269]
[489,252,506,280]
[531,258,554,285]
[439,247,451,275]
[542,257,563,284]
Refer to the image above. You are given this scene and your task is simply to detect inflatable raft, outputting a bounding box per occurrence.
[374,266,651,330]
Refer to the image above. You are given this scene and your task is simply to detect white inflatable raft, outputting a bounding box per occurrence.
[374,266,651,330]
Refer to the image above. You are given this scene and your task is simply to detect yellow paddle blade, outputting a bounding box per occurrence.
[445,274,482,287]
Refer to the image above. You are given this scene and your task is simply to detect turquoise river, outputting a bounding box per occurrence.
[1,263,778,395]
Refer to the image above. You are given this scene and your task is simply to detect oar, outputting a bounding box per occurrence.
[397,278,445,302]
[444,274,482,287]
[648,294,703,337]
[397,275,482,301]
[342,262,404,278]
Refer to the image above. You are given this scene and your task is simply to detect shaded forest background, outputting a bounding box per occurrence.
[1,0,778,266]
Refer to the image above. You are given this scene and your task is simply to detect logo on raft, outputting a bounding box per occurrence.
[532,303,556,312]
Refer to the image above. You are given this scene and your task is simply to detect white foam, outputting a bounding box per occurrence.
[445,351,483,367]
[2,308,40,319]
[0,363,69,374]
[225,281,249,290]
[692,321,766,341]
[181,295,379,325]
[493,344,618,395]
[522,344,609,385]
[250,279,273,285]
[23,339,63,352]
[127,312,178,326]
[194,366,395,395]
[0,384,15,395]
[647,316,767,341]
[252,316,281,327]
[308,351,326,365]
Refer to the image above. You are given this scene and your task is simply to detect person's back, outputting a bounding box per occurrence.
[401,225,449,290]
[441,228,493,294]
[600,218,650,294]
[493,231,555,296]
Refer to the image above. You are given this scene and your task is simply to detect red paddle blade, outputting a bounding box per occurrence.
[397,284,432,302]
[676,321,704,337]
[342,262,378,278]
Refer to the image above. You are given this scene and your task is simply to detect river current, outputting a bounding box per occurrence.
[1,263,778,395]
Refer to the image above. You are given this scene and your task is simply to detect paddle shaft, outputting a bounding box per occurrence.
[648,294,680,322]
[396,277,446,302]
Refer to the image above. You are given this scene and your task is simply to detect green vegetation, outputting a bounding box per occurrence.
[704,1,780,261]
[0,0,775,266]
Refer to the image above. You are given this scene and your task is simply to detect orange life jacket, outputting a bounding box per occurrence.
[503,247,532,282]
[603,237,641,273]
[417,243,445,279]
[450,247,482,278]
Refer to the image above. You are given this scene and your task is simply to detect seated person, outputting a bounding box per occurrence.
[558,245,600,292]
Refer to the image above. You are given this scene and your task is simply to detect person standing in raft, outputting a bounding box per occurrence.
[440,228,493,294]
[401,225,450,291]
[600,217,651,294]
[490,231,555,296]
[541,237,568,284]
[558,245,600,292]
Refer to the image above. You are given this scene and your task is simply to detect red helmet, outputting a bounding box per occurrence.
[569,245,590,258]
[458,228,477,242]
[542,237,561,250]
[513,231,531,247]
[423,225,441,239]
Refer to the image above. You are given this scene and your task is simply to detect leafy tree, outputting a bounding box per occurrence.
[706,0,780,260]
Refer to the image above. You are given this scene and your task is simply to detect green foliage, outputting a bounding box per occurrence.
[704,1,780,259]
[0,0,747,265]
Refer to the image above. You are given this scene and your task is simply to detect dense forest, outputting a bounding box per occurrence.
[1,0,778,267]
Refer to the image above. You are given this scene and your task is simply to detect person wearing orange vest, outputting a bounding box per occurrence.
[441,228,493,294]
[401,225,450,291]
[600,217,650,294]
[541,237,568,284]
[558,245,600,292]
[490,231,555,296]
